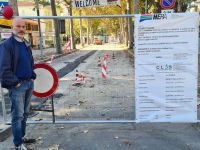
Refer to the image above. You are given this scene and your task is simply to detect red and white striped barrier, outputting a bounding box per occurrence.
[63,40,71,53]
[102,59,107,78]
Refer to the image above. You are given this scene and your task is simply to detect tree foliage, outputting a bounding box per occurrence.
[56,0,193,40]
[69,0,129,37]
[139,0,193,13]
[25,0,194,45]
[33,0,50,6]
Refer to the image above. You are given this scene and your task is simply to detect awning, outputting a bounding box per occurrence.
[25,19,38,26]
[0,19,38,28]
[0,19,12,28]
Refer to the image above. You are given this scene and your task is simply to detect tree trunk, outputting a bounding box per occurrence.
[154,1,162,13]
[62,0,76,50]
[50,0,62,54]
[69,2,76,49]
[177,0,183,12]
[127,0,133,49]
[8,0,19,16]
[79,10,83,46]
[35,0,44,59]
[125,14,128,46]
[119,18,123,44]
[134,0,139,14]
[87,19,90,45]
[145,0,148,13]
[90,20,93,44]
[123,18,126,44]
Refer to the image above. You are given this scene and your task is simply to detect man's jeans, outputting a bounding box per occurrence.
[9,80,33,147]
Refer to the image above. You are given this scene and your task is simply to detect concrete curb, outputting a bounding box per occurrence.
[126,49,134,58]
[36,49,77,64]
[0,125,11,142]
[57,50,97,78]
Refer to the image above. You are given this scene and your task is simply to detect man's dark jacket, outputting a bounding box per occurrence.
[0,35,36,89]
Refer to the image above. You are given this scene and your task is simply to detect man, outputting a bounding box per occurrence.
[0,18,36,150]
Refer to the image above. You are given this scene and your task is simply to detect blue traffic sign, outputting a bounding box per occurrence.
[0,2,8,15]
[160,0,176,9]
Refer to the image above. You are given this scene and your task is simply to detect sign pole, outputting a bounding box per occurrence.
[51,95,55,123]
[33,63,59,124]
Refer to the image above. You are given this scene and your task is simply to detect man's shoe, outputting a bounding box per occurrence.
[15,144,27,150]
[23,137,36,144]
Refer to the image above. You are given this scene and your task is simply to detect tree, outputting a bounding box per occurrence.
[79,10,83,46]
[127,0,133,49]
[71,3,127,44]
[50,0,62,54]
[8,0,19,16]
[56,0,76,49]
[35,0,50,6]
[175,0,192,12]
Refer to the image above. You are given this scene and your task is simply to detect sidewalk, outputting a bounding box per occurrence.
[33,44,84,63]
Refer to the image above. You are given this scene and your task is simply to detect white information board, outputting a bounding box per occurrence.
[134,13,199,122]
[72,0,120,8]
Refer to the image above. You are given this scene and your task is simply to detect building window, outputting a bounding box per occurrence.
[32,25,38,31]
[26,24,31,30]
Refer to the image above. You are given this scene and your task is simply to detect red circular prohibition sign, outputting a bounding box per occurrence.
[33,63,59,98]
[160,0,176,9]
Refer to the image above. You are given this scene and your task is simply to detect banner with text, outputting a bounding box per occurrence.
[135,13,199,122]
[72,0,120,8]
